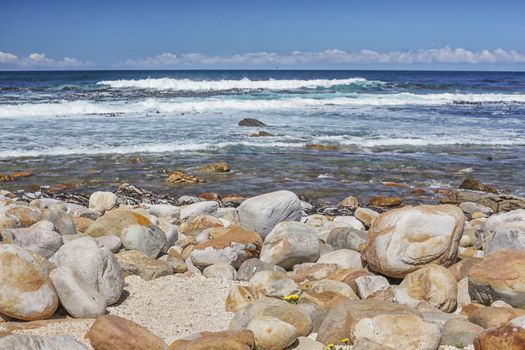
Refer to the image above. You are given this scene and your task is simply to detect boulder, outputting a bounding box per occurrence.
[355,275,390,299]
[289,263,339,284]
[85,209,152,237]
[459,177,498,194]
[1,225,63,258]
[148,204,180,221]
[339,196,359,209]
[89,191,117,214]
[168,330,254,350]
[354,207,380,228]
[351,313,441,350]
[459,201,493,217]
[121,224,167,258]
[333,216,366,231]
[237,190,302,237]
[52,236,124,305]
[236,258,286,281]
[41,205,76,236]
[178,215,225,242]
[226,285,259,313]
[297,303,327,333]
[0,205,41,228]
[362,204,465,278]
[259,221,320,270]
[325,226,367,251]
[474,316,525,349]
[249,270,299,298]
[317,249,363,269]
[394,264,458,312]
[480,209,525,253]
[203,263,237,280]
[0,244,58,320]
[116,250,173,280]
[247,315,298,350]
[440,318,483,347]
[85,314,167,350]
[49,266,106,318]
[229,297,312,337]
[0,334,89,350]
[190,226,262,268]
[469,249,525,307]
[238,118,266,127]
[95,235,123,253]
[468,306,525,329]
[304,279,358,300]
[180,201,219,221]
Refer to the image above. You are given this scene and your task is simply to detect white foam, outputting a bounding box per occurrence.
[2,92,525,118]
[97,77,381,91]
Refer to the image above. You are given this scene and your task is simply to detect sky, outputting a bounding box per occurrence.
[1,0,525,70]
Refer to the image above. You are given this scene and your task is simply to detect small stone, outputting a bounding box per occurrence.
[368,196,402,207]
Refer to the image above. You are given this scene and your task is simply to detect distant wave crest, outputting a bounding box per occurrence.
[96,77,382,91]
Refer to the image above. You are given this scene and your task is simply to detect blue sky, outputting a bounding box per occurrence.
[1,0,525,70]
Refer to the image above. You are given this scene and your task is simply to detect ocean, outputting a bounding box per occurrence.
[0,70,524,203]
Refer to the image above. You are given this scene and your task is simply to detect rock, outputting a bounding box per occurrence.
[1,225,63,258]
[178,215,225,242]
[459,177,498,194]
[325,227,367,251]
[469,249,525,307]
[166,255,188,273]
[180,201,219,222]
[305,143,339,151]
[49,266,106,318]
[52,236,124,305]
[305,279,358,300]
[339,196,359,209]
[200,161,230,173]
[167,171,206,184]
[229,297,312,337]
[249,270,299,298]
[474,316,525,349]
[237,190,302,238]
[225,285,259,312]
[0,205,41,228]
[41,205,76,236]
[85,209,152,238]
[247,315,298,350]
[289,263,339,284]
[85,314,167,350]
[168,330,255,350]
[394,264,458,312]
[237,258,286,281]
[317,249,363,269]
[121,224,167,258]
[355,275,390,299]
[354,207,380,228]
[448,258,480,281]
[116,250,173,280]
[250,131,273,137]
[190,226,262,268]
[317,300,419,346]
[238,118,266,127]
[362,204,465,278]
[368,196,402,207]
[480,209,525,254]
[468,306,525,329]
[0,334,89,350]
[333,216,366,231]
[0,244,58,320]
[148,204,181,221]
[351,313,441,350]
[73,216,94,233]
[89,191,117,214]
[203,263,237,280]
[441,318,483,347]
[352,340,394,350]
[459,201,493,217]
[294,337,325,350]
[95,235,123,253]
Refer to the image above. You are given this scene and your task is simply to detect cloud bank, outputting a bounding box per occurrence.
[0,51,94,69]
[118,48,525,68]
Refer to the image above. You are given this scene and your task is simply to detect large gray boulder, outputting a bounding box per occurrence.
[480,209,525,253]
[121,224,167,258]
[49,267,107,318]
[260,221,320,270]
[237,190,302,237]
[1,224,63,258]
[51,236,124,305]
[0,334,89,350]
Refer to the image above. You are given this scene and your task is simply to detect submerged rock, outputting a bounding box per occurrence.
[238,118,266,127]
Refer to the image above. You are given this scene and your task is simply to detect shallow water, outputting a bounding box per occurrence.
[0,70,523,203]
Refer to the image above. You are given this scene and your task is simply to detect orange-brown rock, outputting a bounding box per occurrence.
[327,268,374,291]
[199,192,220,201]
[368,196,402,207]
[3,205,41,227]
[305,143,339,151]
[448,257,481,281]
[381,181,409,188]
[460,177,498,194]
[289,263,339,284]
[85,209,152,237]
[167,171,206,184]
[168,330,255,350]
[72,216,94,233]
[85,315,167,350]
[199,161,230,173]
[468,306,525,329]
[474,318,525,350]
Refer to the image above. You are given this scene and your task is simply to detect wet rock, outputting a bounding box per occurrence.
[167,171,206,184]
[368,196,402,207]
[260,221,320,270]
[199,161,230,173]
[52,236,124,305]
[459,177,498,194]
[250,131,273,137]
[305,143,339,151]
[237,190,302,238]
[238,118,266,127]
[85,314,167,350]
[0,244,58,320]
[363,204,465,278]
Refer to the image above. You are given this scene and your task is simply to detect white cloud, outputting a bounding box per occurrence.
[0,51,94,69]
[118,47,525,68]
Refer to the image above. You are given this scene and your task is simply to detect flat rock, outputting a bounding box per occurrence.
[0,334,89,350]
[362,204,465,278]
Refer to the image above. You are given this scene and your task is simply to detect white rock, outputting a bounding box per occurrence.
[1,226,63,258]
[317,249,363,269]
[95,235,122,253]
[355,275,390,299]
[88,191,117,214]
[247,315,299,350]
[202,263,237,280]
[180,201,219,221]
[148,204,181,221]
[333,216,366,231]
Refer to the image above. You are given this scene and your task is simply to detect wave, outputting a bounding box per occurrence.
[97,77,382,91]
[2,92,525,118]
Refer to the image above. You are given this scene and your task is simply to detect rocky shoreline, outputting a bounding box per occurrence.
[1,177,525,350]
